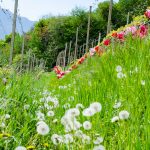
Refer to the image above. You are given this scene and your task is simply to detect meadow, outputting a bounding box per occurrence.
[0,9,150,150]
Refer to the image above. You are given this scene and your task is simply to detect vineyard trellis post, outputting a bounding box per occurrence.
[98,32,101,44]
[107,0,113,34]
[74,27,79,61]
[9,0,18,65]
[64,43,68,68]
[86,6,92,53]
[127,12,130,25]
[20,33,25,70]
[68,41,72,65]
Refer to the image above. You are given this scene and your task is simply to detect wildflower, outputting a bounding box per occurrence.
[116,66,122,72]
[93,145,105,150]
[2,78,7,85]
[144,9,150,19]
[112,32,118,38]
[5,114,10,119]
[51,134,63,145]
[53,119,58,123]
[103,39,111,46]
[26,146,35,150]
[111,116,119,123]
[76,103,84,109]
[1,122,5,128]
[117,32,125,41]
[63,103,71,109]
[74,130,83,138]
[82,134,91,144]
[90,102,102,113]
[119,110,130,120]
[113,101,121,109]
[65,108,80,117]
[36,111,45,120]
[47,111,55,117]
[83,121,92,130]
[82,108,95,117]
[117,72,124,79]
[36,121,50,135]
[64,134,73,144]
[24,104,30,110]
[43,143,49,147]
[93,137,104,145]
[141,80,145,86]
[15,146,27,150]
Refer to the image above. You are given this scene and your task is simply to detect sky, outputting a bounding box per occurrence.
[0,0,119,21]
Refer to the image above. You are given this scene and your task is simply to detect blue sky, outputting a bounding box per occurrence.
[0,0,119,21]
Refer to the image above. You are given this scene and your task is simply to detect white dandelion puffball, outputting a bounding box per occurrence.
[15,146,27,150]
[74,130,83,138]
[76,103,84,109]
[24,104,30,110]
[93,145,105,150]
[36,121,50,135]
[51,134,63,145]
[90,102,102,114]
[111,116,119,123]
[82,108,95,117]
[36,111,45,120]
[5,114,10,119]
[116,65,122,72]
[1,122,6,128]
[82,134,91,144]
[113,101,121,109]
[141,80,145,86]
[65,108,80,117]
[93,137,104,145]
[83,121,92,130]
[117,72,124,79]
[64,134,73,144]
[47,111,55,117]
[119,110,130,120]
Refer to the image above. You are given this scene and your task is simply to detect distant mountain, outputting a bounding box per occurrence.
[0,8,35,39]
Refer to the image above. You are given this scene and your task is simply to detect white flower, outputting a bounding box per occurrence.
[64,134,73,144]
[74,130,83,138]
[93,137,104,145]
[36,111,45,120]
[24,104,30,110]
[53,119,58,123]
[116,66,122,72]
[117,72,124,79]
[119,110,130,120]
[90,102,102,113]
[51,134,63,145]
[63,103,71,109]
[5,114,10,119]
[82,134,91,144]
[141,80,145,86]
[47,111,55,117]
[2,78,7,85]
[113,101,121,109]
[15,146,27,150]
[65,108,80,117]
[111,116,119,123]
[82,108,95,117]
[93,145,105,150]
[1,122,5,128]
[76,103,84,109]
[83,121,92,130]
[36,121,50,135]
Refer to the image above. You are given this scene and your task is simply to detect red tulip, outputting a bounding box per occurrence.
[103,39,111,46]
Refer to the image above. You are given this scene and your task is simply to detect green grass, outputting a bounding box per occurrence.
[0,35,150,150]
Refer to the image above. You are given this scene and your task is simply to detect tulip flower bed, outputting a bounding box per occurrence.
[0,8,150,150]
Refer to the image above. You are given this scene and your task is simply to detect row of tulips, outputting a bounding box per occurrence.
[54,8,150,79]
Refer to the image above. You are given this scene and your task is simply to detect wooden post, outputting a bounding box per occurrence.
[64,43,68,67]
[107,0,113,34]
[27,49,31,71]
[20,33,25,70]
[68,41,72,65]
[127,12,130,25]
[98,32,101,45]
[74,27,79,60]
[86,6,92,53]
[9,0,18,65]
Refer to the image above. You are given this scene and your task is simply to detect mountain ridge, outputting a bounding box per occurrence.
[0,8,35,39]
